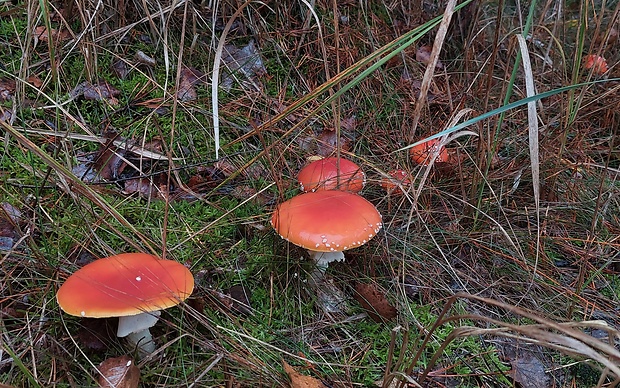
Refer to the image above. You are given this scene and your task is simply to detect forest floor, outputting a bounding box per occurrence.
[2,0,620,386]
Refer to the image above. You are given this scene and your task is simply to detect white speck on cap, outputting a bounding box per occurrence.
[136,276,141,281]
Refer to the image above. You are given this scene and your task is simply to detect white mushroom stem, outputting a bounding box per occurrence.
[117,311,161,354]
[307,250,346,313]
[308,250,345,272]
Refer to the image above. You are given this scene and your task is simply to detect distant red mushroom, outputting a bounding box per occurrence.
[409,138,449,166]
[583,54,608,75]
[381,169,411,196]
[57,253,194,354]
[297,156,365,193]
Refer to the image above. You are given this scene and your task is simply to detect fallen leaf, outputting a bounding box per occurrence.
[72,132,128,183]
[97,355,140,388]
[176,66,206,102]
[213,159,239,177]
[0,203,22,251]
[0,78,16,100]
[33,26,72,43]
[77,318,115,351]
[70,81,121,105]
[0,108,12,123]
[111,60,131,79]
[123,174,169,199]
[510,353,549,388]
[226,285,253,315]
[91,133,127,181]
[340,116,357,132]
[316,128,352,157]
[354,283,397,323]
[220,40,267,92]
[283,360,326,388]
[27,75,43,88]
[416,45,444,69]
[228,185,271,205]
[210,285,253,316]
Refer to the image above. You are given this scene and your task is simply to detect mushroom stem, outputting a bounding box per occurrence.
[307,250,346,313]
[117,311,161,355]
[126,329,156,354]
[308,250,345,271]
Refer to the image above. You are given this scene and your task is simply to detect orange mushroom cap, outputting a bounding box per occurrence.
[57,253,194,318]
[297,157,365,193]
[583,54,608,75]
[381,169,411,196]
[271,190,382,252]
[409,138,449,165]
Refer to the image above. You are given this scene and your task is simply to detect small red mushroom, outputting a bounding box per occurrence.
[297,157,365,193]
[409,138,449,166]
[583,54,608,75]
[381,169,411,196]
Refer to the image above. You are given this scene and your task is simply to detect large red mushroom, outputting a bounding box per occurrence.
[271,190,382,267]
[271,190,382,311]
[57,253,194,354]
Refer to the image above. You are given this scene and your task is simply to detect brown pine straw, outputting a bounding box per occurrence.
[382,292,620,388]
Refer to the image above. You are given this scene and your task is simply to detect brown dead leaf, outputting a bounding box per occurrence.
[123,174,169,199]
[70,81,121,105]
[187,166,225,192]
[0,108,12,123]
[33,26,72,43]
[92,135,127,181]
[27,75,43,88]
[72,133,128,183]
[213,159,238,177]
[354,283,397,323]
[176,66,206,102]
[416,45,444,69]
[210,285,253,316]
[283,360,326,388]
[111,60,131,79]
[97,355,140,388]
[0,78,16,100]
[0,202,22,251]
[509,353,549,388]
[77,318,115,351]
[0,76,41,100]
[316,128,352,157]
[221,40,266,92]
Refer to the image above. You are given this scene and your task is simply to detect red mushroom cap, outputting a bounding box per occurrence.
[297,157,365,193]
[271,190,382,252]
[381,169,411,196]
[57,253,194,318]
[409,138,449,166]
[583,54,608,75]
